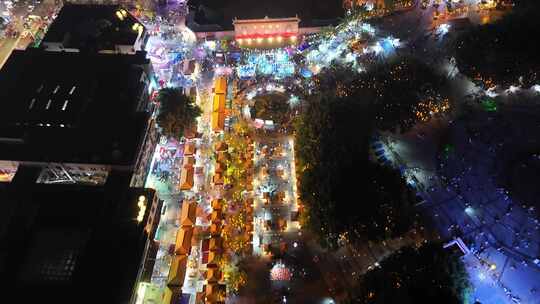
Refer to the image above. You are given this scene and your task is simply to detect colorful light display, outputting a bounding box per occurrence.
[237,49,295,79]
[270,261,292,281]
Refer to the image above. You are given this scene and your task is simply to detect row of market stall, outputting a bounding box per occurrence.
[163,200,196,303]
[213,141,229,186]
[212,76,227,133]
[179,140,197,191]
[184,77,229,303]
[251,137,301,257]
[162,198,229,303]
[243,143,256,252]
[199,199,227,303]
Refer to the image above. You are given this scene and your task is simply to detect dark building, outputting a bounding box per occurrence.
[0,169,161,304]
[186,0,345,32]
[0,48,157,186]
[41,4,148,54]
[0,5,163,303]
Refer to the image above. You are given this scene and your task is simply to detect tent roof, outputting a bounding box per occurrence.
[207,251,220,266]
[212,111,225,132]
[174,227,194,255]
[180,200,197,227]
[213,172,224,185]
[214,77,227,95]
[211,210,222,221]
[167,255,187,287]
[183,155,196,167]
[206,268,222,283]
[184,142,197,155]
[211,199,223,210]
[213,94,226,113]
[209,236,223,251]
[179,167,195,190]
[217,151,229,162]
[210,223,222,236]
[214,141,228,151]
[215,162,226,173]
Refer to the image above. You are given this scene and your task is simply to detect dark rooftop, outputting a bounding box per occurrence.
[0,169,155,304]
[187,0,345,31]
[0,49,152,166]
[42,4,145,50]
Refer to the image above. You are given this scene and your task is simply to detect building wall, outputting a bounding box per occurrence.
[233,18,300,48]
[234,19,299,39]
[194,30,235,41]
[299,26,322,35]
[130,120,158,188]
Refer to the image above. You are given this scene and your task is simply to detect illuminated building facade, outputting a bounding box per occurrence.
[186,0,344,42]
[233,17,300,48]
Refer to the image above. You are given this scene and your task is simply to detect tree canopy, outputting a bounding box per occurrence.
[314,57,449,133]
[354,242,471,304]
[295,90,418,248]
[452,1,540,87]
[250,93,291,125]
[155,87,202,140]
[294,58,448,247]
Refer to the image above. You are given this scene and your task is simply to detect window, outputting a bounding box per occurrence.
[39,250,77,282]
[17,229,87,284]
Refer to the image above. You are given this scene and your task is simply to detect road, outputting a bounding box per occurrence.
[0,0,58,69]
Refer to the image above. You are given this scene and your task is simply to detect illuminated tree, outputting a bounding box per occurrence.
[452,1,540,87]
[314,57,450,133]
[223,262,248,295]
[296,82,421,248]
[251,93,291,125]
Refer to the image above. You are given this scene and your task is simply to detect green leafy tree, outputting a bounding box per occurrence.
[354,242,471,304]
[251,93,291,125]
[452,1,540,87]
[314,57,449,133]
[295,58,446,247]
[156,88,202,140]
[295,91,418,248]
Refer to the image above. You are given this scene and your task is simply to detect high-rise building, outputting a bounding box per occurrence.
[41,4,148,54]
[0,169,162,304]
[0,48,157,187]
[0,5,162,303]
